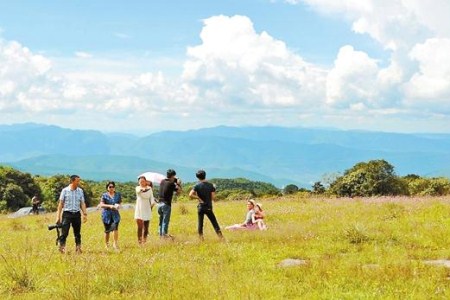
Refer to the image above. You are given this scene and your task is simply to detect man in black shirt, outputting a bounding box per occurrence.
[157,169,181,238]
[189,169,223,240]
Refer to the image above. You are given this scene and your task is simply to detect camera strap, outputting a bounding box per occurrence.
[55,227,61,245]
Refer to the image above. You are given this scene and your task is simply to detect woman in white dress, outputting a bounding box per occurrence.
[135,176,156,244]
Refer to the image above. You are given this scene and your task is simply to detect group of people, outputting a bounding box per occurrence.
[54,169,266,254]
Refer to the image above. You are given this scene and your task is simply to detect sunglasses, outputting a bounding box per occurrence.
[108,186,115,188]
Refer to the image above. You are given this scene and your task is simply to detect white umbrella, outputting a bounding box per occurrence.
[138,172,166,185]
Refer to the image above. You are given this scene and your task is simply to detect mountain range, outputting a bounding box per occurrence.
[1,123,449,187]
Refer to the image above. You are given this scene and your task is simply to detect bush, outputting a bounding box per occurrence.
[330,160,404,197]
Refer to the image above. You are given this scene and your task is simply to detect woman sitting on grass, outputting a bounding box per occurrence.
[225,200,258,230]
[254,203,267,230]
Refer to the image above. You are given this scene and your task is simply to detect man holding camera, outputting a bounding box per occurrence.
[157,169,182,238]
[55,175,88,254]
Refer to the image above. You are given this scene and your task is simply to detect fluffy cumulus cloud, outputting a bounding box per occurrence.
[326,45,404,110]
[183,15,326,109]
[0,39,54,111]
[327,45,378,108]
[404,38,450,109]
[290,0,450,115]
[1,0,450,132]
[296,0,448,50]
[1,14,330,131]
[0,38,179,120]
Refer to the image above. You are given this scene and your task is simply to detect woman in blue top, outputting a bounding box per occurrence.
[99,181,122,250]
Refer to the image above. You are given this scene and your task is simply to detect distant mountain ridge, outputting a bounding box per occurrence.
[1,123,449,187]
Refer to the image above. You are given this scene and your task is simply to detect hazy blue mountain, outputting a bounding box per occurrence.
[9,155,283,185]
[0,123,109,161]
[1,123,450,187]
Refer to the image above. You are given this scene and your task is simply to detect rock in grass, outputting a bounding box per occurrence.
[278,258,308,267]
[423,260,450,268]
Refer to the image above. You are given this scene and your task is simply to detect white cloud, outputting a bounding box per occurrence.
[297,0,445,50]
[1,4,450,133]
[326,45,379,108]
[0,36,189,119]
[404,38,450,109]
[401,0,450,37]
[289,0,450,119]
[183,15,326,109]
[326,45,405,109]
[0,39,54,112]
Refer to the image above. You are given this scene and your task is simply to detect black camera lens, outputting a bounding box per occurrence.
[48,224,62,230]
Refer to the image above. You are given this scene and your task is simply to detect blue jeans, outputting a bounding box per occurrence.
[157,203,171,236]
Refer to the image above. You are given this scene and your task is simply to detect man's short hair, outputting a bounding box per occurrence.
[196,169,206,180]
[70,175,80,182]
[166,169,176,178]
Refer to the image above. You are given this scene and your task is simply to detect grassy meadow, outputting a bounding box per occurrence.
[1,196,450,299]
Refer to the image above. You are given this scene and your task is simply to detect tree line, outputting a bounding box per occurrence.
[284,159,450,197]
[1,160,449,212]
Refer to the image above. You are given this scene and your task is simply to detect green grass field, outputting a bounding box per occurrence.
[1,196,450,299]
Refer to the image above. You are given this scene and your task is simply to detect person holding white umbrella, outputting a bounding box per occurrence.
[137,172,166,185]
[135,175,156,245]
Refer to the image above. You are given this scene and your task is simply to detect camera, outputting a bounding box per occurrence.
[48,223,63,245]
[48,223,63,231]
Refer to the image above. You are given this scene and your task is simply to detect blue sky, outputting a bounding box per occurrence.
[1,0,449,134]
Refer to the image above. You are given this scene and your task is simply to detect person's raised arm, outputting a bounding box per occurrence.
[175,180,182,195]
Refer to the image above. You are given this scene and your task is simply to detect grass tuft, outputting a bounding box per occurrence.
[343,223,371,244]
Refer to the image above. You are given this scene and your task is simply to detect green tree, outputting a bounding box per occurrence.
[283,184,299,195]
[35,175,69,211]
[0,166,42,211]
[208,178,280,199]
[406,176,450,196]
[3,183,28,210]
[330,160,403,197]
[34,174,95,211]
[312,181,326,194]
[89,180,136,204]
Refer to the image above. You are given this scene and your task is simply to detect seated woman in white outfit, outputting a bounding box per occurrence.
[225,200,258,230]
